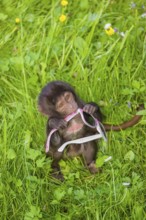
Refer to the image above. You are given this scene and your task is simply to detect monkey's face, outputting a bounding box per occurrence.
[55,92,78,116]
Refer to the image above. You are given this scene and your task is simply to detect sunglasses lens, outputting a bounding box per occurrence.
[82,112,96,126]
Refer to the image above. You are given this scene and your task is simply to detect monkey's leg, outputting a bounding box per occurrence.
[51,152,64,181]
[50,131,62,146]
[82,142,102,174]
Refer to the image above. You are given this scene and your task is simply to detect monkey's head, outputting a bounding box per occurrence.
[38,81,84,117]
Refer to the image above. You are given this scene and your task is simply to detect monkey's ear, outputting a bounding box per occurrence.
[38,104,48,116]
[64,92,74,102]
[38,96,51,116]
[38,104,43,113]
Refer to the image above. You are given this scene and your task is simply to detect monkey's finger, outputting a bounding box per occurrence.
[83,104,96,114]
[58,119,68,129]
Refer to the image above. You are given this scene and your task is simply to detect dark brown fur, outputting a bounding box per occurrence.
[38,81,143,180]
[104,104,143,131]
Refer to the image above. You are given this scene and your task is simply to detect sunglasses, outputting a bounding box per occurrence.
[46,108,107,153]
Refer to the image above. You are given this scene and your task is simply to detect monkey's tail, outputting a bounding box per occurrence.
[103,104,144,131]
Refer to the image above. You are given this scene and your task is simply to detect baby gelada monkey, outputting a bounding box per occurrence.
[38,81,143,180]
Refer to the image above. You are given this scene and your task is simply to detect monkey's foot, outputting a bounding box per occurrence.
[88,162,102,174]
[51,171,64,181]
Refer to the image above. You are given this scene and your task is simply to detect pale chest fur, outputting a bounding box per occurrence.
[62,116,85,140]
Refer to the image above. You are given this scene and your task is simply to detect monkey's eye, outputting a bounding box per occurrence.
[56,101,64,109]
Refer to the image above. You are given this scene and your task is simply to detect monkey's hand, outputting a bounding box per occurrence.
[49,118,67,129]
[83,104,97,115]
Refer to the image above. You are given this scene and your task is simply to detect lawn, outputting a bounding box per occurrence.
[0,0,146,219]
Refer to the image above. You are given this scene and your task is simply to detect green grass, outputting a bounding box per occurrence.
[0,0,146,219]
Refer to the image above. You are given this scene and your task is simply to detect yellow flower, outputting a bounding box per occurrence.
[105,27,115,36]
[59,14,67,22]
[15,18,21,24]
[61,0,68,6]
[104,23,115,36]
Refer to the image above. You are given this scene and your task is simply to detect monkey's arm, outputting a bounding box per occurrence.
[45,118,67,147]
[48,118,67,129]
[83,102,103,122]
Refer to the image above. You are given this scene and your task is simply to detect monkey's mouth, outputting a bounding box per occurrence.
[46,108,107,153]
